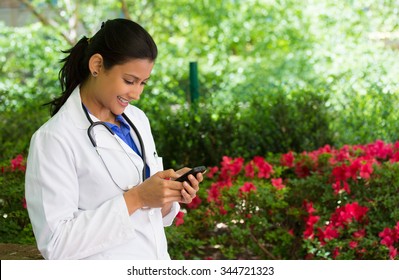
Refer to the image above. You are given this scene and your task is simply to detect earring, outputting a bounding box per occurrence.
[92,71,98,77]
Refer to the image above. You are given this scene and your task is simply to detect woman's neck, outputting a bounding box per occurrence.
[79,83,118,125]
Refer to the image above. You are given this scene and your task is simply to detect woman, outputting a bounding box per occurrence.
[25,18,203,260]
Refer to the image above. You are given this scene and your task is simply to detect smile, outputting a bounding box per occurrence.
[117,96,129,104]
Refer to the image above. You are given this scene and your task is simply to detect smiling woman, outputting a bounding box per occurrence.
[80,58,154,122]
[24,18,204,260]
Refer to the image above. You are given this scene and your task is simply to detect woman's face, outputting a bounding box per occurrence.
[85,58,154,120]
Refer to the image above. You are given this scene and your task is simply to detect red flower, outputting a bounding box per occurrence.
[332,164,352,182]
[244,162,255,178]
[219,205,228,215]
[207,182,222,203]
[390,152,399,163]
[389,246,398,259]
[294,160,311,178]
[175,211,185,226]
[220,156,244,180]
[304,215,320,239]
[332,247,340,259]
[206,166,219,179]
[349,241,358,249]
[187,196,202,209]
[253,156,273,178]
[304,201,316,214]
[379,227,398,247]
[330,202,368,228]
[281,151,295,168]
[332,180,351,195]
[10,154,26,172]
[271,178,285,190]
[22,197,27,209]
[239,182,257,193]
[359,161,373,179]
[353,229,366,239]
[317,224,339,244]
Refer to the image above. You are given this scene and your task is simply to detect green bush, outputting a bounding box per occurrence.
[166,140,399,259]
[0,155,35,244]
[149,86,333,169]
[0,23,60,161]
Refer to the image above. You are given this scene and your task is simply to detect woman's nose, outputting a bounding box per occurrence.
[129,84,143,98]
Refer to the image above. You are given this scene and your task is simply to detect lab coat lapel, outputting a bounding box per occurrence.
[123,111,155,169]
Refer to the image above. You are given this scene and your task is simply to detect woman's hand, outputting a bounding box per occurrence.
[123,169,182,215]
[123,168,204,216]
[175,167,204,204]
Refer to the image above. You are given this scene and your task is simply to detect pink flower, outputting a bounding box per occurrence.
[271,178,285,190]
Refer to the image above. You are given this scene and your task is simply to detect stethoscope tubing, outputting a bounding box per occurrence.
[82,103,147,180]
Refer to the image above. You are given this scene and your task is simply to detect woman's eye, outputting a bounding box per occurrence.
[124,79,134,85]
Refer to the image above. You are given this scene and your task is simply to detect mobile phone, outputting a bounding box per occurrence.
[175,166,206,182]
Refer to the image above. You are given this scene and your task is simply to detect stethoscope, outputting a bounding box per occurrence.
[82,103,147,182]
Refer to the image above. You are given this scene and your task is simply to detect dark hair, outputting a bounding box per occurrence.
[48,18,158,116]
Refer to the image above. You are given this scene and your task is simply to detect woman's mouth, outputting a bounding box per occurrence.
[117,96,129,107]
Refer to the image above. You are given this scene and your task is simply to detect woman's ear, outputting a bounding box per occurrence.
[88,54,103,77]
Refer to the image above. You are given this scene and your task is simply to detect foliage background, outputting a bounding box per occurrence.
[1,0,399,166]
[1,0,399,258]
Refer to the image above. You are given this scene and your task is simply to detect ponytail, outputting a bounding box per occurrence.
[48,36,90,116]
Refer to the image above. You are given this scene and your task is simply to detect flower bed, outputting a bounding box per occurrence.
[2,140,399,259]
[166,140,399,260]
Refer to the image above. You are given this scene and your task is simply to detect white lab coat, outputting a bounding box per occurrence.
[25,86,180,260]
